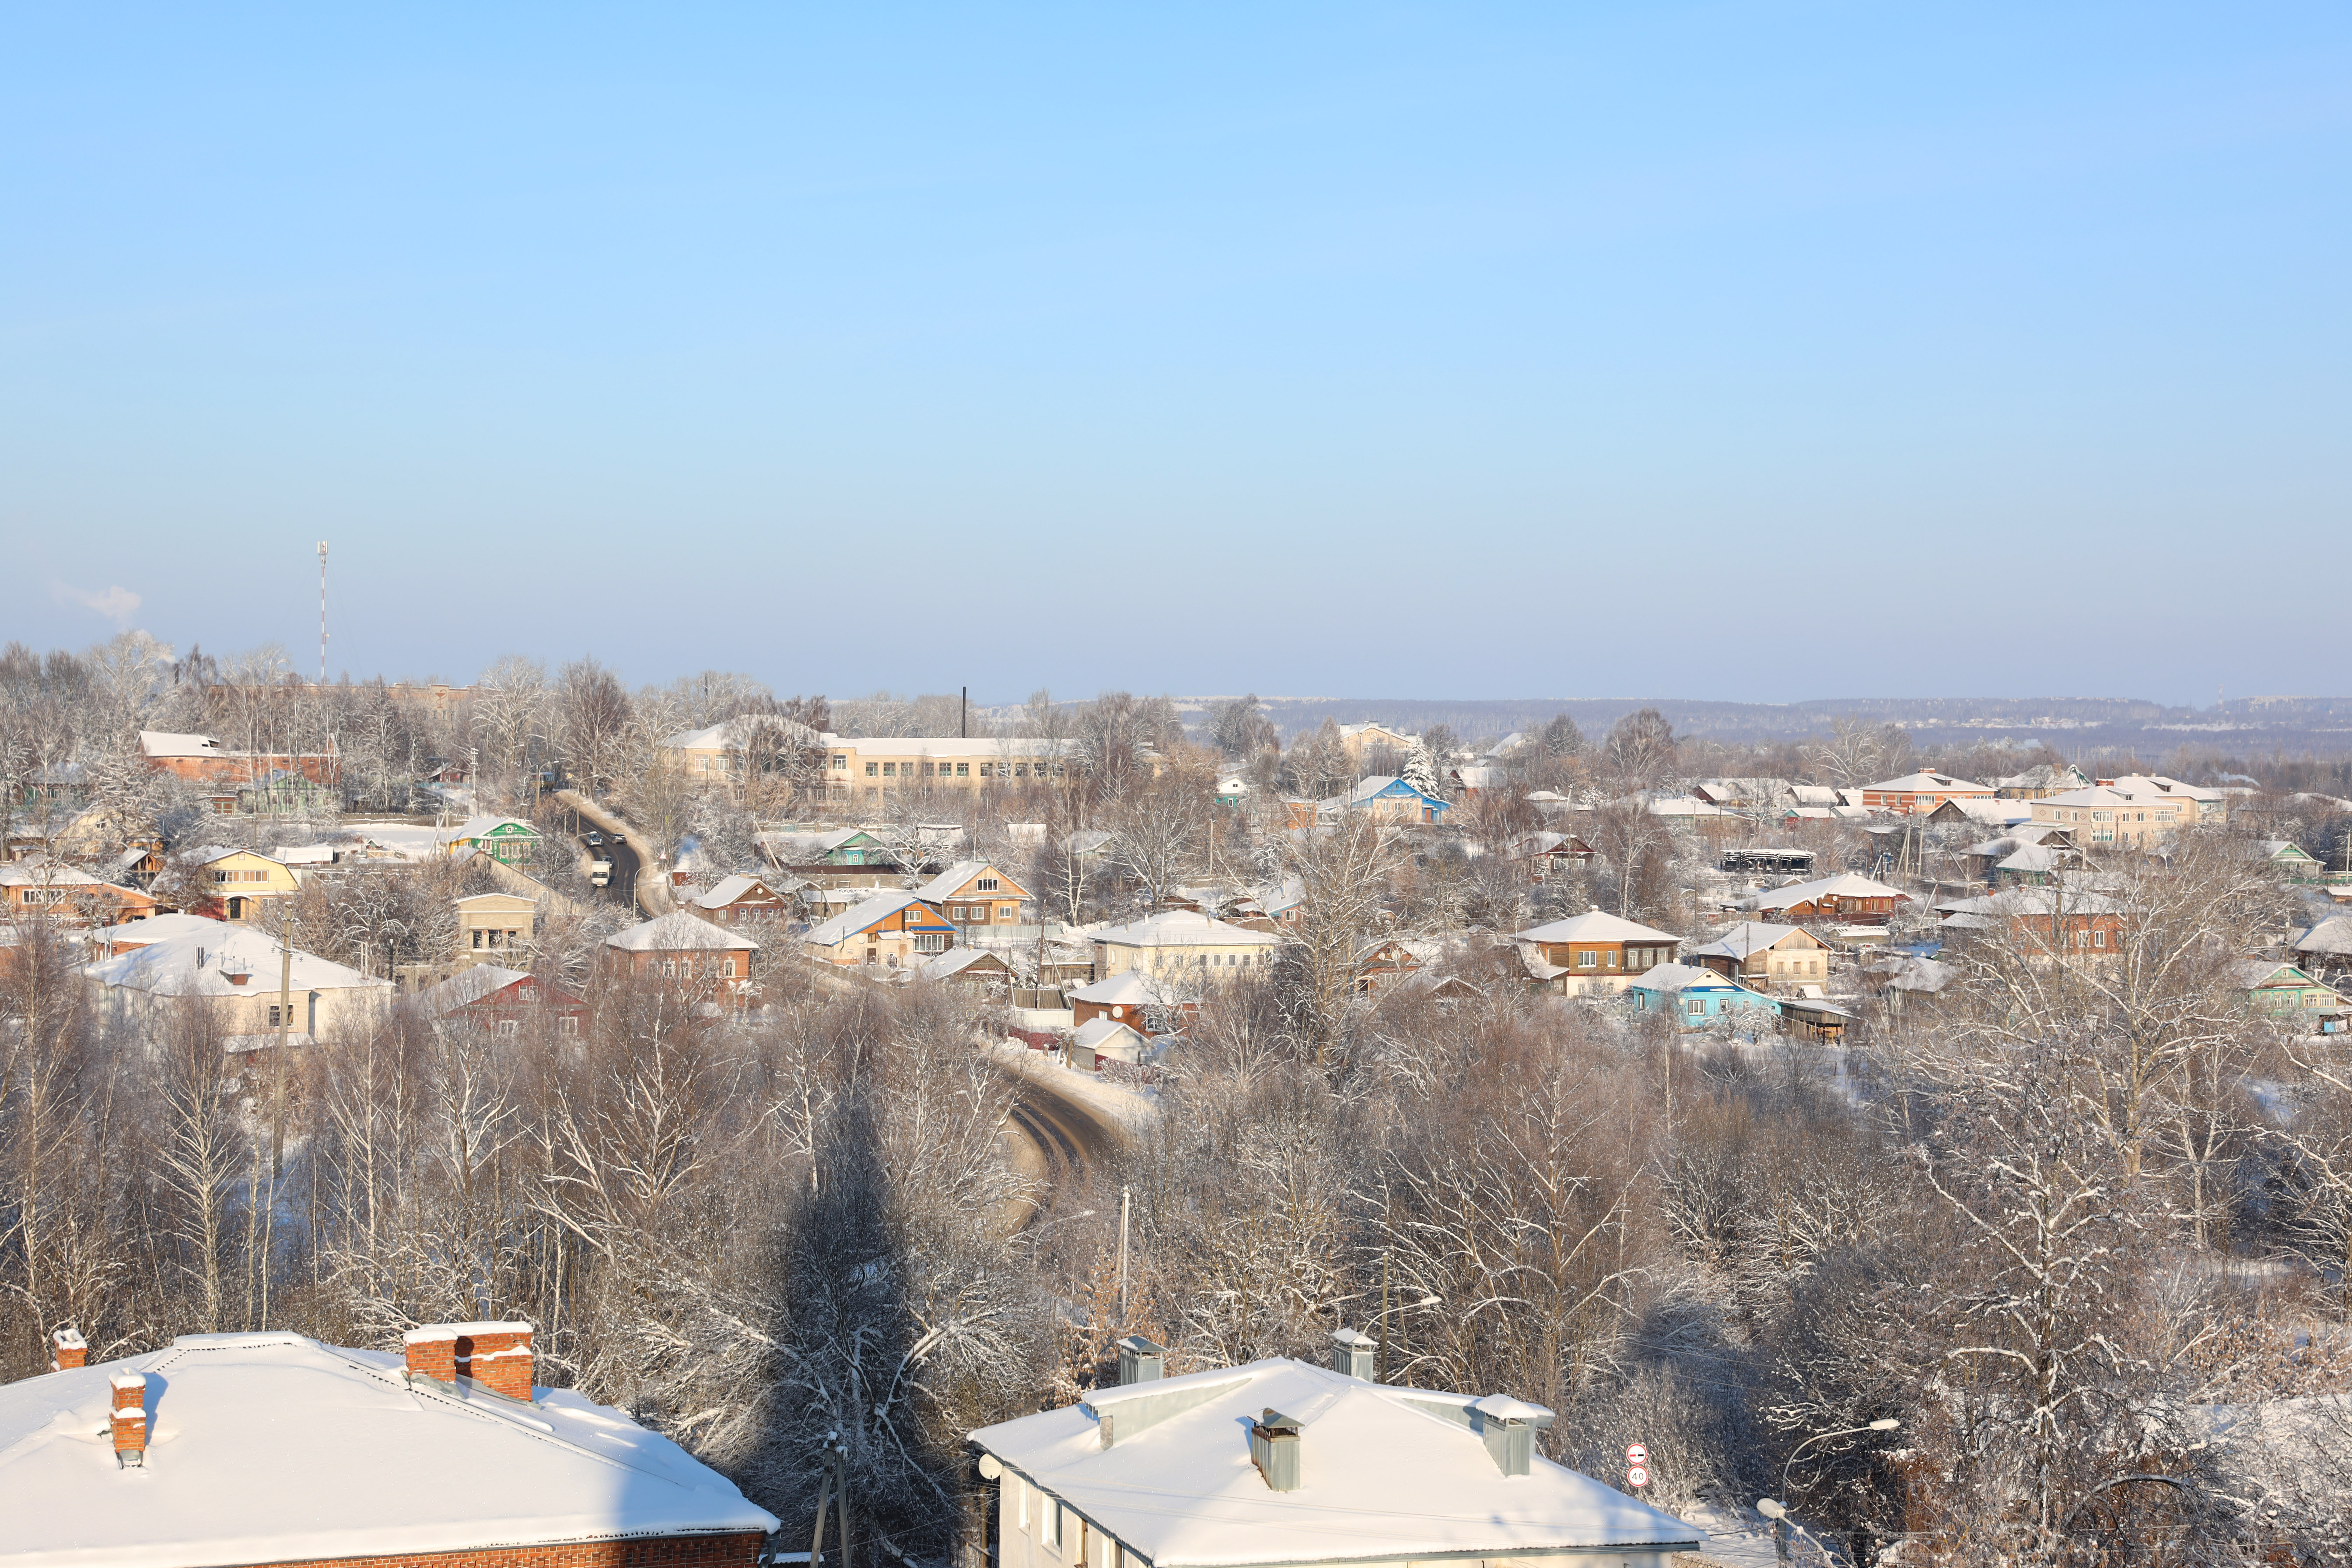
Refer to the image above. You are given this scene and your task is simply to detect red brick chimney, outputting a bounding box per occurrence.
[50,1326,87,1372]
[110,1373,147,1467]
[403,1320,534,1402]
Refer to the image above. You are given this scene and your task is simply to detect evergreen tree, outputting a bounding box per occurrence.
[1401,741,1442,799]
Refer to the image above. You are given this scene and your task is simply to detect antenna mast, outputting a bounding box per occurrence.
[317,541,329,685]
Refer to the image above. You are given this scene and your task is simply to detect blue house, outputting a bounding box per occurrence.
[1322,775,1450,825]
[1628,962,1781,1031]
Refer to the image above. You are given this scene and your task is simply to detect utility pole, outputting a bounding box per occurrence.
[1117,1184,1131,1324]
[317,541,329,686]
[271,943,293,1178]
[961,686,968,739]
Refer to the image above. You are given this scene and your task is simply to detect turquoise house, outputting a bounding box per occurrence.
[1628,962,1781,1031]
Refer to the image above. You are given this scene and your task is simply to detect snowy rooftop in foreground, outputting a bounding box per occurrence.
[969,1357,1702,1567]
[0,1331,777,1568]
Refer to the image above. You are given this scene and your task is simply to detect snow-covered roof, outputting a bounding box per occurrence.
[1092,911,1280,950]
[1629,962,1743,994]
[183,844,285,868]
[1071,1017,1146,1052]
[97,913,226,950]
[968,1356,1700,1566]
[909,860,1023,904]
[1863,771,1992,793]
[1512,910,1679,947]
[0,861,114,889]
[1069,970,1161,1006]
[690,874,778,910]
[660,722,732,750]
[1687,922,1808,960]
[919,946,1009,981]
[2294,916,2352,958]
[0,1330,777,1566]
[87,927,388,998]
[2232,959,2338,994]
[411,965,542,1014]
[2105,772,2224,803]
[138,730,227,758]
[1745,872,1909,911]
[604,911,757,952]
[802,890,938,947]
[1995,843,2072,874]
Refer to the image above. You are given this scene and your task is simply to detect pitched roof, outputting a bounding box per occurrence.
[1512,910,1679,946]
[1071,1017,1147,1052]
[412,965,542,1014]
[690,874,780,910]
[0,1331,776,1566]
[604,911,758,952]
[1688,921,1809,960]
[1091,911,1280,949]
[1629,961,1745,994]
[2294,916,2352,958]
[138,730,227,758]
[1068,970,1161,1006]
[919,946,1010,981]
[448,815,539,841]
[802,890,943,947]
[87,927,388,997]
[97,913,227,949]
[1745,872,1909,911]
[910,860,1027,904]
[968,1356,1699,1566]
[1863,772,1993,793]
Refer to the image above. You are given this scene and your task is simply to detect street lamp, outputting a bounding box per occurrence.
[1758,1420,1900,1562]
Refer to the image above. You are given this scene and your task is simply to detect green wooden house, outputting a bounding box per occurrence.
[2259,840,2325,881]
[444,815,543,864]
[2234,959,2349,1030]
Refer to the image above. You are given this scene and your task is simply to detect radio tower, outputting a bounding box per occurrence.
[317,541,330,685]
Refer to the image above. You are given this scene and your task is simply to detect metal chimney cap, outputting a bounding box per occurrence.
[1254,1408,1302,1435]
[1116,1334,1165,1355]
[1330,1328,1377,1348]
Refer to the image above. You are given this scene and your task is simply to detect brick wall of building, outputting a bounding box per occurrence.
[249,1530,765,1568]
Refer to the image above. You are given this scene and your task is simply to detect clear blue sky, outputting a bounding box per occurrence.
[5,4,2347,707]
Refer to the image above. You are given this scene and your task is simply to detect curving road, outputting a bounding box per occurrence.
[552,788,674,919]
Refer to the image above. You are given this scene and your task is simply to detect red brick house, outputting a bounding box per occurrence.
[1,1321,777,1566]
[413,964,589,1034]
[602,911,760,994]
[1857,771,1994,816]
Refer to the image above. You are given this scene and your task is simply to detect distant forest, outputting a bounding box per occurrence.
[1146,694,2352,764]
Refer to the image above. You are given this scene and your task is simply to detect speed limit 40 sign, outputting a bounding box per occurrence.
[1625,1464,1651,1489]
[1625,1443,1650,1489]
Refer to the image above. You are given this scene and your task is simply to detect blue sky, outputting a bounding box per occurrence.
[5,4,2347,706]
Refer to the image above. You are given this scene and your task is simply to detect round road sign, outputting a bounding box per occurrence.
[1625,1443,1649,1466]
[1626,1464,1651,1489]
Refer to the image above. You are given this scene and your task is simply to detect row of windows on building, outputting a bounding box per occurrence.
[836,758,1072,779]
